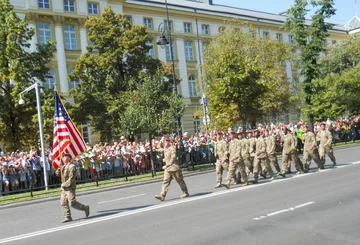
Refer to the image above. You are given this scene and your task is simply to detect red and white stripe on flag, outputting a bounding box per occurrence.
[52,92,87,170]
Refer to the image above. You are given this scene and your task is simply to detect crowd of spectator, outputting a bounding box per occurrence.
[1,116,360,195]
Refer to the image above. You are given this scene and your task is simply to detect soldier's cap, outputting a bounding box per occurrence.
[320,122,326,126]
[217,131,223,135]
[237,131,243,134]
[229,130,236,134]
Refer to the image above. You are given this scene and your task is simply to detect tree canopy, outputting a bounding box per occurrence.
[283,0,336,130]
[69,7,161,141]
[202,22,292,130]
[0,0,55,151]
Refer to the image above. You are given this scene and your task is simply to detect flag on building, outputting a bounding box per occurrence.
[52,92,87,170]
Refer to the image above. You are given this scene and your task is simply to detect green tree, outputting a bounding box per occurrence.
[311,63,360,120]
[0,0,55,151]
[202,23,292,131]
[318,35,360,78]
[69,7,161,141]
[283,0,336,130]
[121,70,185,175]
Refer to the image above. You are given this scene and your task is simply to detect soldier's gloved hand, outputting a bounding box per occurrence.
[162,165,167,170]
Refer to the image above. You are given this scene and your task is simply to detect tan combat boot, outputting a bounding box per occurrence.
[180,192,189,198]
[61,217,73,223]
[223,180,231,189]
[270,174,277,181]
[84,205,90,218]
[155,194,165,201]
[241,182,249,187]
[214,182,222,188]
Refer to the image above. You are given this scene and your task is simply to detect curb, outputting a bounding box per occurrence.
[0,168,216,210]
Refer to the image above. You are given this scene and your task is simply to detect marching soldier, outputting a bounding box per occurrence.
[278,127,303,177]
[302,125,322,172]
[317,123,337,167]
[239,131,253,177]
[56,153,90,223]
[248,130,256,169]
[264,130,281,173]
[155,138,189,201]
[253,130,277,183]
[224,131,248,189]
[214,132,229,188]
[292,129,304,174]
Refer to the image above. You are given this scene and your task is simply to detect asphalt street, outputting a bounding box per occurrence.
[0,146,360,245]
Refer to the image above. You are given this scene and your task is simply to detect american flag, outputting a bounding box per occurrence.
[52,92,87,170]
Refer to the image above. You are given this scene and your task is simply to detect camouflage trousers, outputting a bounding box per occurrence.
[215,161,229,184]
[253,155,274,180]
[318,146,336,165]
[303,149,322,171]
[281,151,303,174]
[226,161,248,184]
[61,189,86,219]
[268,154,280,172]
[161,170,188,197]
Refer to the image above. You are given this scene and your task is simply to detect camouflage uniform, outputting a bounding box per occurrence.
[303,131,322,172]
[224,138,248,188]
[241,137,253,175]
[317,129,337,166]
[56,162,89,223]
[266,134,281,173]
[253,135,276,183]
[214,138,229,187]
[157,145,189,200]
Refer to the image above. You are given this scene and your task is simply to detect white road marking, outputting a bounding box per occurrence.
[254,202,315,220]
[0,161,360,243]
[97,193,146,204]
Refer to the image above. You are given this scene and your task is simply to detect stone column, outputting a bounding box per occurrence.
[25,12,39,52]
[53,16,69,94]
[175,38,190,98]
[78,18,88,54]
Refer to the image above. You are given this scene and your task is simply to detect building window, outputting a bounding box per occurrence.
[38,23,52,45]
[276,33,283,42]
[146,40,155,59]
[68,69,80,89]
[64,25,77,50]
[185,42,194,61]
[81,125,90,144]
[194,118,201,133]
[184,23,191,33]
[165,42,173,60]
[44,70,56,91]
[88,3,98,15]
[262,31,269,39]
[165,21,172,32]
[125,15,132,23]
[38,0,50,9]
[289,35,294,44]
[144,18,152,29]
[64,0,75,12]
[189,75,197,97]
[202,24,209,35]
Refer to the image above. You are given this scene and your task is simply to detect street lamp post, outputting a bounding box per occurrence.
[19,81,49,190]
[157,0,184,159]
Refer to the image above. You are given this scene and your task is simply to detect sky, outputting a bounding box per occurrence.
[212,0,358,26]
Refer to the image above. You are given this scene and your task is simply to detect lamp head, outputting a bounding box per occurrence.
[18,96,25,105]
[156,36,169,46]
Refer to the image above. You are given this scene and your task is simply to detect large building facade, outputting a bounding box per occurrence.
[10,0,350,143]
